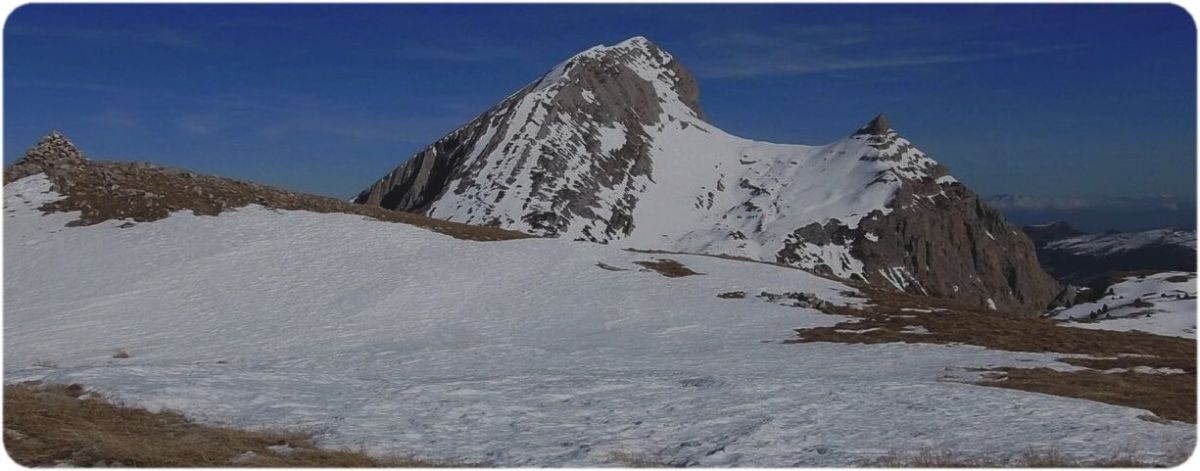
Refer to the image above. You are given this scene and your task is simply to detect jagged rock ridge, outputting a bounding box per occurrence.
[354,36,1060,314]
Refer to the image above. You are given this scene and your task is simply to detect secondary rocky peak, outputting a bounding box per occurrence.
[853,113,892,136]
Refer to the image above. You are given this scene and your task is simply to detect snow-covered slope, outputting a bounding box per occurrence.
[1047,229,1196,257]
[1052,271,1197,339]
[6,175,1191,465]
[1033,228,1196,285]
[354,36,1059,314]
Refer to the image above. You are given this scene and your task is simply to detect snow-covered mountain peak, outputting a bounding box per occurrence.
[354,39,1060,314]
[529,36,704,122]
[573,35,663,61]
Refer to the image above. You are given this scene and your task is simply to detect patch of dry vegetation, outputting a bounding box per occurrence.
[633,259,702,277]
[3,383,453,467]
[607,451,683,467]
[868,445,1190,467]
[978,367,1195,423]
[44,160,528,241]
[788,287,1196,423]
[5,133,529,242]
[795,288,1194,359]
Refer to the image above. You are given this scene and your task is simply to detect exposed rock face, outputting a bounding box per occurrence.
[853,114,891,136]
[354,36,1060,314]
[772,124,1059,313]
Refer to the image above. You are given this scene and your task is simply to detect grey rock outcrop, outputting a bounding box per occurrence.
[4,131,87,185]
[853,113,891,136]
[777,123,1061,314]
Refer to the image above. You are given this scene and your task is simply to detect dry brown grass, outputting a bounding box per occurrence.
[3,383,453,467]
[795,288,1194,362]
[1058,355,1194,372]
[788,287,1196,423]
[625,248,851,283]
[607,451,682,467]
[978,367,1195,423]
[868,445,1191,467]
[633,259,702,278]
[16,158,529,242]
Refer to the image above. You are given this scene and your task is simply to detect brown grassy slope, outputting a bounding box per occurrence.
[978,367,1195,423]
[867,446,1191,468]
[788,287,1196,423]
[3,383,453,467]
[50,160,528,241]
[5,133,529,242]
[632,258,702,277]
[796,287,1194,361]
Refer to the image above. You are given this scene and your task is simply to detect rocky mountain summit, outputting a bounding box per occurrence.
[353,36,1059,315]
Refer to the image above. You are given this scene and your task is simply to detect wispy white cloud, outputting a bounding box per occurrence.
[691,24,1068,78]
[175,114,228,135]
[85,109,143,130]
[394,43,524,63]
[8,26,211,51]
[254,113,465,144]
[986,194,1093,211]
[986,194,1187,211]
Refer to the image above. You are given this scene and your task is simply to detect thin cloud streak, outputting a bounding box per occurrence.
[691,26,1071,78]
[8,25,211,51]
[986,194,1188,212]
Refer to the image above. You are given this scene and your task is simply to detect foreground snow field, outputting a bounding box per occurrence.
[1052,272,1197,339]
[4,175,1194,466]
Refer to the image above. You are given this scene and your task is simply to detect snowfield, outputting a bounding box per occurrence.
[4,175,1194,466]
[1046,229,1196,257]
[1052,272,1197,339]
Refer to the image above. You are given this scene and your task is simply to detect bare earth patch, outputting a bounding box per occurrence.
[3,383,453,467]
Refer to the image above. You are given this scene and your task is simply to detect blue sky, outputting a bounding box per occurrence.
[4,4,1196,228]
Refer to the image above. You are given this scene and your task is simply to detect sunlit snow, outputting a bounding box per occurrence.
[4,175,1193,466]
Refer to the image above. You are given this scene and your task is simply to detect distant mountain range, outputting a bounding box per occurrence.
[989,194,1196,232]
[1022,221,1196,286]
[353,37,1059,314]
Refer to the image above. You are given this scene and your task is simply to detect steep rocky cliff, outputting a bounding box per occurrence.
[354,36,1060,314]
